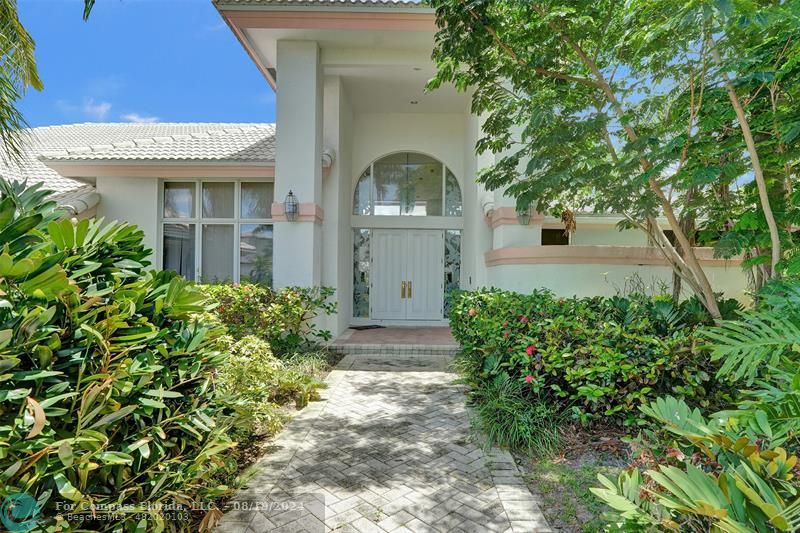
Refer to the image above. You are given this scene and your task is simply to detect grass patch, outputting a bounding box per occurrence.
[524,458,622,532]
[470,373,564,457]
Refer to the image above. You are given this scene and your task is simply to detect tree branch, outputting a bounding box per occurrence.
[708,36,781,277]
[532,2,721,317]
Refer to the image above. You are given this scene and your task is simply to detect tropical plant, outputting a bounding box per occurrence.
[216,335,327,436]
[469,373,564,457]
[703,280,800,384]
[428,0,800,316]
[592,396,800,532]
[593,280,800,531]
[0,180,237,531]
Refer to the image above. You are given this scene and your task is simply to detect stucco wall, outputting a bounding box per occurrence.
[351,112,467,188]
[463,112,493,290]
[321,75,354,335]
[273,41,323,289]
[95,176,158,264]
[486,262,748,301]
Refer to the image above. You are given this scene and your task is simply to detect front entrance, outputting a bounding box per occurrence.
[371,229,444,320]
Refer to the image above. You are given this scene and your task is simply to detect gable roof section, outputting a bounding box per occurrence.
[0,123,276,202]
[39,123,275,163]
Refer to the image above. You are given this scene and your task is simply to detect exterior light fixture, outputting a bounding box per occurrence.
[284,190,299,221]
[516,206,532,226]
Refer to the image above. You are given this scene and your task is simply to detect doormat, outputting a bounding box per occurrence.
[350,325,385,330]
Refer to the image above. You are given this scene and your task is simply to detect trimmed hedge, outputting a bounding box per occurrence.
[450,288,736,425]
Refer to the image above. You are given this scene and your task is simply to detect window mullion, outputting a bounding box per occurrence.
[442,164,446,215]
[195,181,202,281]
[234,181,240,283]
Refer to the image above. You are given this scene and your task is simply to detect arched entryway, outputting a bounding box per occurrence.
[352,152,462,323]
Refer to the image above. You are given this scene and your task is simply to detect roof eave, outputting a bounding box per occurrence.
[216,5,432,14]
[40,158,275,166]
[40,159,276,180]
[214,3,436,92]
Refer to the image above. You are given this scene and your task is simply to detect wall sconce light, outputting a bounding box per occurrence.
[284,190,299,222]
[516,206,531,226]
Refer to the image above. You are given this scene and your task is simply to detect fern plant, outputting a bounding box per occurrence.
[702,280,800,384]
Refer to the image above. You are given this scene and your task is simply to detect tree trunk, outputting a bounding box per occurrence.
[555,27,722,318]
[710,43,782,277]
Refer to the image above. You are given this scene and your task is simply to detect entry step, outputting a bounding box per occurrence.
[329,343,459,356]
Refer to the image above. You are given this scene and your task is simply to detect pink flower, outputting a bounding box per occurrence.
[524,375,534,384]
[503,332,509,338]
[519,315,529,323]
[507,347,513,353]
[526,345,537,356]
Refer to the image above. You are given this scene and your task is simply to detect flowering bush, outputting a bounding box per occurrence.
[450,289,737,425]
[203,283,336,355]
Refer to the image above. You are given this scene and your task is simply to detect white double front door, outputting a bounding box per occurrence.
[371,229,444,320]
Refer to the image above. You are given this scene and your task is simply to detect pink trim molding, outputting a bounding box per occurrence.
[271,202,324,224]
[223,10,436,32]
[485,245,742,268]
[219,12,278,90]
[486,207,545,229]
[43,162,275,179]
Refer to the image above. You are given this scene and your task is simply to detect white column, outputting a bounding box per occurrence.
[273,40,324,288]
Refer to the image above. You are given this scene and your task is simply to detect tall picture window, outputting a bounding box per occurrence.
[161,180,274,285]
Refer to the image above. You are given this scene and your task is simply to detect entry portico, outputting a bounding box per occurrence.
[215,0,746,336]
[221,2,481,333]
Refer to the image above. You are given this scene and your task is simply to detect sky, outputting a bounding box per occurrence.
[18,0,277,127]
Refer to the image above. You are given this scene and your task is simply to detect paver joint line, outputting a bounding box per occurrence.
[216,352,552,532]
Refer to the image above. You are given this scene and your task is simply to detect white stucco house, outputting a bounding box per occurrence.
[4,0,746,336]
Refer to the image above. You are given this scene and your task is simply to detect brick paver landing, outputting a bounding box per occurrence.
[216,353,551,533]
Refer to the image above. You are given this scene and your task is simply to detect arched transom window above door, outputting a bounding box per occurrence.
[353,152,462,217]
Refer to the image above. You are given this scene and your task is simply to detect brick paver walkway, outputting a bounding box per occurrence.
[216,353,551,533]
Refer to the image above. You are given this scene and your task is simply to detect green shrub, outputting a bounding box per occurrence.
[0,181,236,531]
[216,336,327,436]
[204,282,336,355]
[216,336,286,436]
[450,288,732,425]
[470,373,564,457]
[592,281,800,531]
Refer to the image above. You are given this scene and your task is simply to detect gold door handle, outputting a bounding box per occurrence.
[407,281,412,299]
[401,281,406,299]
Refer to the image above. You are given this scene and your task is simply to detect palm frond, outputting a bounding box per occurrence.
[83,0,95,21]
[0,0,42,162]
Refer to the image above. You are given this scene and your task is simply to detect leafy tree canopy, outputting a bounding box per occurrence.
[429,0,800,315]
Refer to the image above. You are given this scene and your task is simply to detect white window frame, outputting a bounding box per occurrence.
[157,178,274,283]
